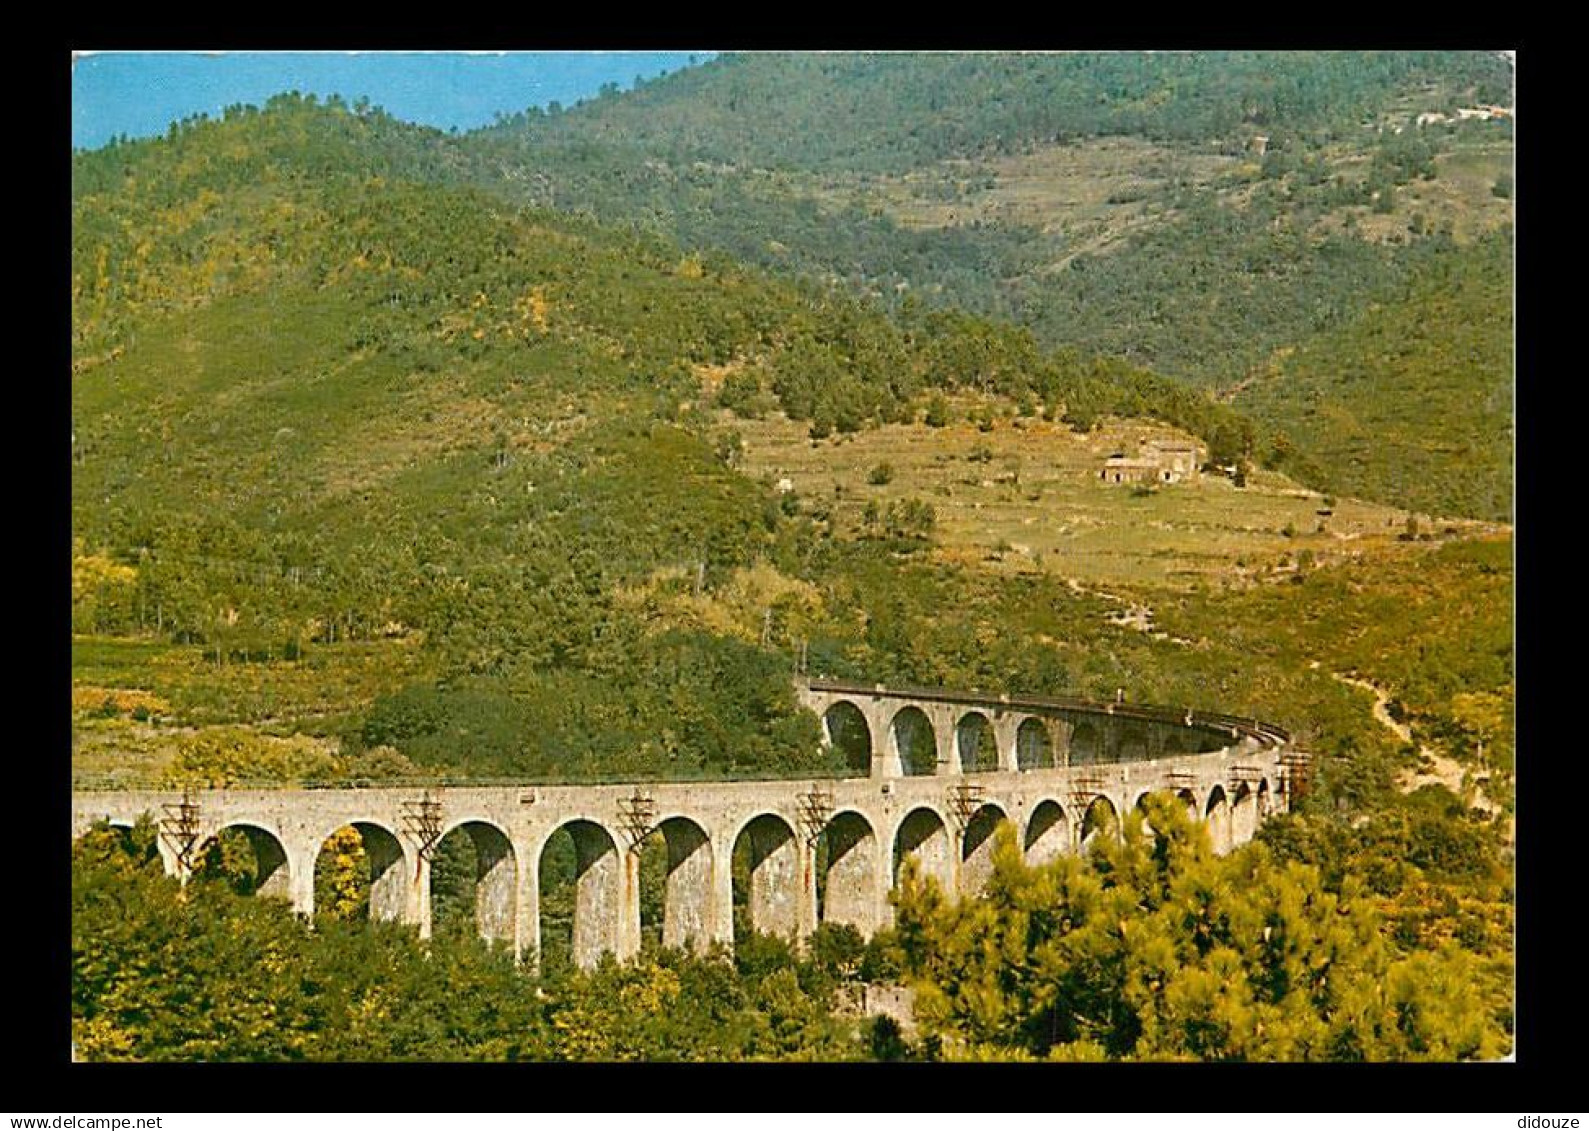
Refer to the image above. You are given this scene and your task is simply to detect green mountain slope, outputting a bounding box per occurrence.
[71,89,1511,795]
[491,51,1510,173]
[78,57,1515,521]
[460,51,1514,517]
[72,102,1267,782]
[470,51,1513,380]
[1237,228,1513,521]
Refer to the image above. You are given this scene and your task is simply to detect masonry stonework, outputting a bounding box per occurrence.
[73,679,1301,970]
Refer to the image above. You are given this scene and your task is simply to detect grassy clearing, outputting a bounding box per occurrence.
[734,404,1494,591]
[1319,138,1514,246]
[72,634,434,785]
[73,716,189,787]
[72,634,436,729]
[843,137,1240,237]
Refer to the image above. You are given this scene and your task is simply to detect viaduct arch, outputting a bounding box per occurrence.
[73,679,1302,969]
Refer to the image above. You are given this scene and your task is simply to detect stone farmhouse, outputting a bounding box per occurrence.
[1100,438,1202,485]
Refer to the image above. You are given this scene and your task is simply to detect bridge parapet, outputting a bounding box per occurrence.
[795,677,1289,781]
[73,682,1299,971]
[73,746,1293,969]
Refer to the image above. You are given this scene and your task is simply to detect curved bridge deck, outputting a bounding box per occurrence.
[73,681,1304,968]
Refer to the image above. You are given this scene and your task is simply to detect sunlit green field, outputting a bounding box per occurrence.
[734,403,1493,591]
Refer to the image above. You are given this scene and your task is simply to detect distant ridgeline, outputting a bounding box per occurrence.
[78,48,1514,525]
[484,51,1512,172]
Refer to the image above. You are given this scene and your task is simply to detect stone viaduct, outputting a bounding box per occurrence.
[71,679,1305,969]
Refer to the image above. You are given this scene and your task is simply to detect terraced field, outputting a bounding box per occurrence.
[734,403,1495,590]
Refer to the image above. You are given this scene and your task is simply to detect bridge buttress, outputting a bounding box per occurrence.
[1055,718,1074,767]
[796,836,820,946]
[927,704,960,775]
[287,853,316,918]
[874,810,897,931]
[281,831,321,919]
[514,835,539,967]
[868,701,903,779]
[993,714,1020,773]
[618,848,643,963]
[710,835,737,949]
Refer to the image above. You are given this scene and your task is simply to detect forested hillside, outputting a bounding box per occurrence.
[486,52,1509,173]
[1236,229,1513,521]
[465,51,1514,518]
[72,97,1271,785]
[78,53,1515,520]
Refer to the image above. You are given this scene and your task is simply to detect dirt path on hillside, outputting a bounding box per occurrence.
[1073,579,1200,648]
[1330,670,1503,823]
[1073,583,1509,835]
[1214,369,1265,405]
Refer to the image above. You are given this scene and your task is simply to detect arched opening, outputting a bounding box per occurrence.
[539,819,622,971]
[1176,788,1200,821]
[893,807,952,891]
[1069,721,1101,765]
[956,711,998,773]
[1206,786,1232,855]
[1080,796,1118,854]
[430,820,517,945]
[1232,783,1257,846]
[822,701,873,776]
[960,803,1010,893]
[817,810,878,934]
[733,813,801,943]
[1257,778,1273,819]
[191,824,290,900]
[1016,717,1053,770]
[637,816,715,953]
[314,821,407,923]
[1025,800,1069,864]
[890,706,938,776]
[1119,726,1150,762]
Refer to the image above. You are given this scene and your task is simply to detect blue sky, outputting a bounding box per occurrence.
[71,51,714,151]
